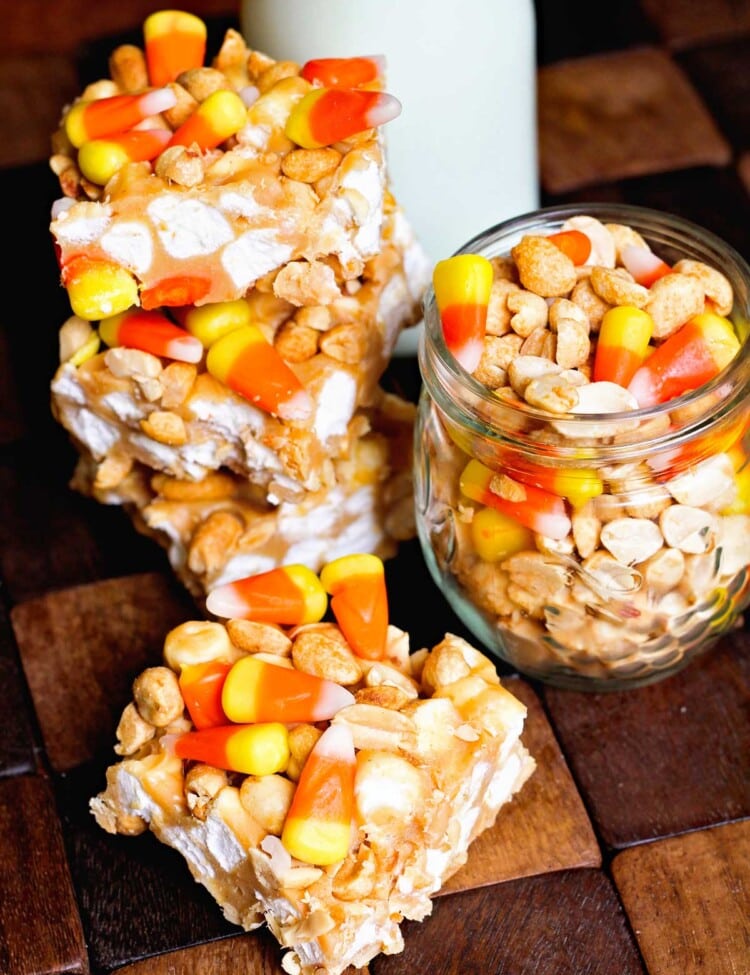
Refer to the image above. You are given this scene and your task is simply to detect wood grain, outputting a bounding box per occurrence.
[538,47,731,193]
[378,870,645,975]
[10,573,197,771]
[0,602,37,779]
[543,633,750,849]
[612,819,750,975]
[640,0,750,49]
[443,677,601,893]
[0,774,87,974]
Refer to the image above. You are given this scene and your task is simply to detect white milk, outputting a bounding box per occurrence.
[240,0,539,352]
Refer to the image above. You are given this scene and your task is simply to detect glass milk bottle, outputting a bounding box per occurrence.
[240,0,540,352]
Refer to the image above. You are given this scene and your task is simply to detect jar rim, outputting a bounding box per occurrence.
[419,202,750,460]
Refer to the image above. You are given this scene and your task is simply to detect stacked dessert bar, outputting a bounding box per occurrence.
[48,12,430,597]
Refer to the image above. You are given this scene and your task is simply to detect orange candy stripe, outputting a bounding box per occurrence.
[140,275,211,309]
[144,10,207,87]
[178,661,231,729]
[330,580,388,660]
[300,56,384,88]
[308,88,388,145]
[547,229,591,265]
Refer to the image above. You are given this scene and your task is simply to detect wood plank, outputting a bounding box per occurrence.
[108,932,282,975]
[640,0,750,49]
[443,677,601,893]
[678,35,750,150]
[10,573,198,771]
[57,762,235,973]
[0,601,36,778]
[543,632,750,849]
[538,47,731,194]
[379,870,645,974]
[612,819,750,975]
[0,774,87,974]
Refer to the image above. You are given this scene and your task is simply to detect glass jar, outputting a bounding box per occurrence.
[415,203,750,691]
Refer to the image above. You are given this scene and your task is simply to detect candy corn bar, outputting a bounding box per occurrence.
[49,21,415,309]
[67,390,417,599]
[51,198,427,497]
[90,613,535,975]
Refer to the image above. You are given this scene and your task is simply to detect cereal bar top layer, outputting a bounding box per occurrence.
[49,21,412,310]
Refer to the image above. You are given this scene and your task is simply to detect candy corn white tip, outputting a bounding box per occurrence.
[166,335,205,364]
[311,685,357,722]
[205,585,250,620]
[315,722,355,759]
[537,512,573,541]
[366,93,402,128]
[454,339,484,373]
[140,87,179,116]
[627,369,658,408]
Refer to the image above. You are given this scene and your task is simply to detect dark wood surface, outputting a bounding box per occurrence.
[1,1,749,973]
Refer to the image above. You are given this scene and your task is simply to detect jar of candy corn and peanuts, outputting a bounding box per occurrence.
[414,203,750,691]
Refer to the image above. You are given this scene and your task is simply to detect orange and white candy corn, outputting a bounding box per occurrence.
[168,89,248,151]
[285,87,401,149]
[628,311,740,407]
[77,128,172,185]
[221,656,354,724]
[621,245,672,288]
[460,459,572,540]
[64,88,177,148]
[206,565,327,625]
[593,305,654,387]
[144,9,207,87]
[99,308,204,363]
[170,722,289,776]
[432,254,493,372]
[320,554,388,660]
[300,56,385,89]
[281,724,355,865]
[206,324,312,420]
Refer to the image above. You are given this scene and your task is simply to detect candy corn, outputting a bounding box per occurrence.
[206,325,313,421]
[620,244,671,287]
[221,656,355,724]
[460,459,572,540]
[284,87,401,149]
[171,722,290,776]
[99,308,204,363]
[300,56,385,89]
[64,88,177,148]
[168,89,248,151]
[593,305,654,387]
[432,254,494,372]
[547,229,591,266]
[320,554,388,660]
[281,724,355,865]
[62,256,138,321]
[140,275,211,310]
[628,312,740,407]
[172,299,252,347]
[77,128,172,185]
[510,459,603,508]
[470,507,534,562]
[206,565,327,624]
[144,9,207,87]
[178,660,231,729]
